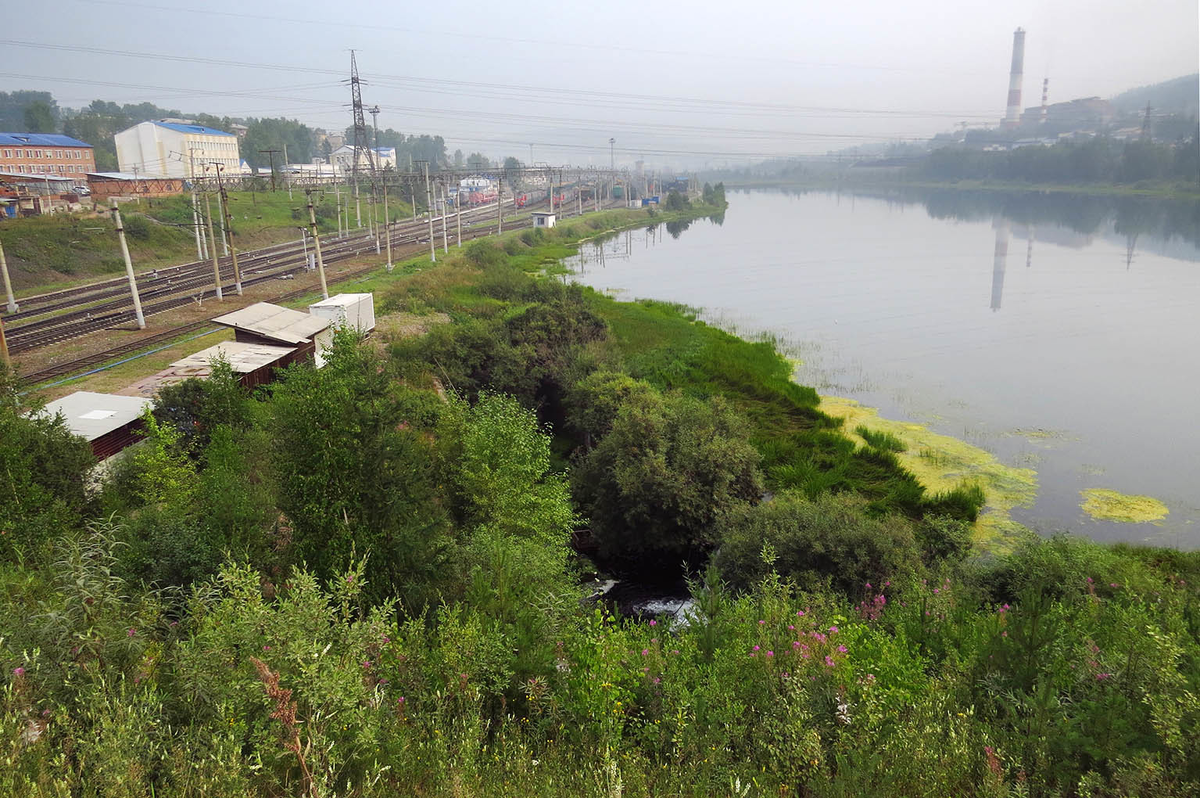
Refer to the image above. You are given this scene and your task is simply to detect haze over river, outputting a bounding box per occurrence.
[567,188,1200,548]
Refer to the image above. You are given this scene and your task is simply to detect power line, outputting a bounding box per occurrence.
[61,1,990,75]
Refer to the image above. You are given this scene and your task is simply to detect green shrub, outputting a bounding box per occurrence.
[120,212,152,240]
[714,491,922,595]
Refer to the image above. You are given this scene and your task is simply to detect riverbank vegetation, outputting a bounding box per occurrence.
[3,199,1198,796]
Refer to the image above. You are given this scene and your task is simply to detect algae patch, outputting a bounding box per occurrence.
[1080,488,1169,524]
[820,396,1038,553]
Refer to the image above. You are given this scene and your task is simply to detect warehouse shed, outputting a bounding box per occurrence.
[211,302,332,365]
[40,391,151,460]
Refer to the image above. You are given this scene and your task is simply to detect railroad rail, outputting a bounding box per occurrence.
[17,194,605,384]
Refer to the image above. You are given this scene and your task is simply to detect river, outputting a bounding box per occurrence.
[566,187,1200,549]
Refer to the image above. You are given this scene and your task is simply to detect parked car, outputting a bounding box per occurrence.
[72,185,91,196]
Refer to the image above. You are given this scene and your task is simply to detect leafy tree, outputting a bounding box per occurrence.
[454,149,464,168]
[271,332,453,607]
[0,367,95,560]
[467,152,491,170]
[573,388,762,572]
[22,101,56,133]
[0,90,57,131]
[503,156,522,187]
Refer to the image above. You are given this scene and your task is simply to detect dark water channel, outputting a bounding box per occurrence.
[567,187,1200,550]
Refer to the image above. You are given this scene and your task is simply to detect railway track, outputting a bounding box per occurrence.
[5,198,523,354]
[16,195,605,384]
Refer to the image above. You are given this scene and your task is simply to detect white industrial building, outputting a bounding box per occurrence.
[114,121,240,179]
[329,145,396,176]
[308,293,375,334]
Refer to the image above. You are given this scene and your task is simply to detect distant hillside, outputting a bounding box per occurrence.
[1111,74,1199,116]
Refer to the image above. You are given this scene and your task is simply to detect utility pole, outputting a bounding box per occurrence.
[188,147,205,261]
[334,180,343,237]
[0,240,18,313]
[283,142,292,200]
[455,178,462,248]
[549,168,555,215]
[306,190,329,299]
[213,163,242,295]
[610,138,615,170]
[204,191,222,301]
[369,104,383,252]
[0,316,9,369]
[384,171,393,271]
[1141,102,1153,140]
[439,179,448,253]
[497,173,503,234]
[418,161,435,262]
[210,166,229,257]
[259,148,281,191]
[111,206,146,329]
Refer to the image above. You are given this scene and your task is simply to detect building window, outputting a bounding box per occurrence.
[2,149,8,158]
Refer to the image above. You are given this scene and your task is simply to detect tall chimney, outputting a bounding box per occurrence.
[1039,78,1049,123]
[1002,28,1025,129]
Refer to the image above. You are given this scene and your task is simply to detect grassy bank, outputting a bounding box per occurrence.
[3,197,1199,796]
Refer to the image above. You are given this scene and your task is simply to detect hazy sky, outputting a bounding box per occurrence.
[4,0,1197,169]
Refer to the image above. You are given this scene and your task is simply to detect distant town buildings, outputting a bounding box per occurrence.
[114,120,240,179]
[0,133,95,178]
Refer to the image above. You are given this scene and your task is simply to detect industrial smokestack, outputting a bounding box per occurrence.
[1039,78,1049,124]
[1002,28,1025,129]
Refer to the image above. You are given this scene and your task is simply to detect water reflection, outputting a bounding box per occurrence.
[765,185,1200,262]
[992,219,1009,311]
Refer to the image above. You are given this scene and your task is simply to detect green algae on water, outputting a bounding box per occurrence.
[1080,488,1169,524]
[820,396,1038,553]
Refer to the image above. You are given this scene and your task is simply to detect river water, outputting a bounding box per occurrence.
[566,187,1200,549]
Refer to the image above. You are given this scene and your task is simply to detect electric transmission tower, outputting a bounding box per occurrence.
[347,50,377,228]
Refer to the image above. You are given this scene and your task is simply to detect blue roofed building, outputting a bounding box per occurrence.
[0,133,96,178]
[114,120,240,179]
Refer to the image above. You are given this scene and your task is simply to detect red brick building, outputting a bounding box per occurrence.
[0,133,95,179]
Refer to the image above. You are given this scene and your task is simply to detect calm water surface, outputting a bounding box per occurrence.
[566,188,1200,547]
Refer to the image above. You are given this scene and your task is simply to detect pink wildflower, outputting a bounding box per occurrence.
[12,667,24,676]
[641,649,649,656]
[766,650,774,657]
[649,619,657,626]
[127,627,137,637]
[752,645,760,651]
[824,656,835,667]
[829,626,839,634]
[837,645,848,653]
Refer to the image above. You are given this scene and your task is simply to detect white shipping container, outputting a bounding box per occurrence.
[308,293,375,335]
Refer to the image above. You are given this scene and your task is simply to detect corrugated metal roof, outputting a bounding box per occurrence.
[0,133,93,148]
[40,391,151,441]
[151,121,235,137]
[0,171,76,182]
[211,302,330,345]
[170,341,296,372]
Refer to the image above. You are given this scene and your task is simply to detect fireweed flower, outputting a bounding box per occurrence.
[837,645,848,653]
[752,645,760,651]
[829,626,839,634]
[824,656,835,668]
[649,620,656,626]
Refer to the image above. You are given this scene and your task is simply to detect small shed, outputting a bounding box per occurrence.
[308,293,375,335]
[532,212,556,229]
[41,391,151,460]
[118,340,302,397]
[211,302,333,366]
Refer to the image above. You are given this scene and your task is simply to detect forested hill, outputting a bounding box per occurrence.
[1111,74,1199,116]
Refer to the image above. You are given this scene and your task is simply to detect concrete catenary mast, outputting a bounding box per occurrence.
[1002,28,1026,129]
